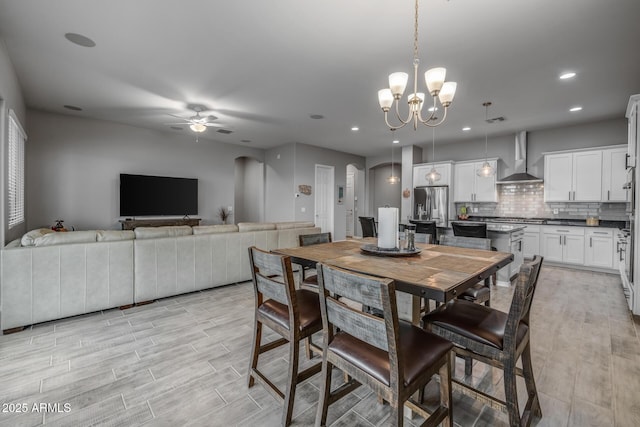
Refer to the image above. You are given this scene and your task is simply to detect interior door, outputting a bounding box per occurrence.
[315,164,335,234]
[346,171,355,237]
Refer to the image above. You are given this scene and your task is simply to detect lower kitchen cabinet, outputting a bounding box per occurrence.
[541,227,585,265]
[584,228,616,269]
[522,225,541,259]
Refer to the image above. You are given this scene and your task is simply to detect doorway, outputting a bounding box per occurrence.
[314,164,334,234]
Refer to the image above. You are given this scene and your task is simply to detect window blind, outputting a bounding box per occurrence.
[8,110,26,229]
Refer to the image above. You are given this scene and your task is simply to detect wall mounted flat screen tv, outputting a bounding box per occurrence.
[120,174,198,216]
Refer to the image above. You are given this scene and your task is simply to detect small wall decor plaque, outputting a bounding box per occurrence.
[298,185,312,195]
[402,188,411,198]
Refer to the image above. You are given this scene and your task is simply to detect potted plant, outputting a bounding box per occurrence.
[218,207,231,224]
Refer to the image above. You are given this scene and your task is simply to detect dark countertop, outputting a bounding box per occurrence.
[465,216,627,229]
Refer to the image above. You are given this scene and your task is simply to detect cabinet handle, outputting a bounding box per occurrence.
[519,241,522,251]
[569,191,571,200]
[564,235,567,245]
[590,237,592,247]
[608,190,610,201]
[559,236,562,245]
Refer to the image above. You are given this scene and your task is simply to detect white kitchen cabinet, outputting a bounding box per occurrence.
[601,146,629,202]
[544,150,602,202]
[522,225,541,259]
[453,159,497,202]
[541,226,585,265]
[413,162,452,187]
[584,228,615,269]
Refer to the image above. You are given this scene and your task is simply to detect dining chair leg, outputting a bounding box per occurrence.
[388,404,403,427]
[522,343,542,418]
[283,337,300,427]
[315,358,333,427]
[248,320,262,388]
[440,353,454,427]
[305,338,312,360]
[503,359,521,427]
[464,356,473,377]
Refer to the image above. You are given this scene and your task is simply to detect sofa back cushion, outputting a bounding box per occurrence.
[134,225,193,239]
[21,228,55,246]
[34,230,98,247]
[275,221,316,230]
[96,230,135,242]
[237,222,276,232]
[193,224,239,235]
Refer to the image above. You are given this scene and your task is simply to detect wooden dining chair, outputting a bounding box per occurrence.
[247,246,323,426]
[439,235,493,307]
[423,256,544,427]
[315,263,453,427]
[297,232,332,290]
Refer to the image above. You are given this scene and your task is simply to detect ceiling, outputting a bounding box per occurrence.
[1,0,639,157]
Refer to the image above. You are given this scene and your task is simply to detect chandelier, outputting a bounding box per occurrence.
[477,101,496,177]
[377,0,457,131]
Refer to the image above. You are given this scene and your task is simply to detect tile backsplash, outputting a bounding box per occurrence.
[455,182,628,220]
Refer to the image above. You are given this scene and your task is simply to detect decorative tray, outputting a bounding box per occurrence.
[360,244,421,257]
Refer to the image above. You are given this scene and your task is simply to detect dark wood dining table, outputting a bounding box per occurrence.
[274,238,513,323]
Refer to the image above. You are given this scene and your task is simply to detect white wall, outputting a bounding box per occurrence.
[25,110,264,230]
[0,39,27,244]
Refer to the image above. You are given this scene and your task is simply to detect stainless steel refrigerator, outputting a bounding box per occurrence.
[413,185,449,227]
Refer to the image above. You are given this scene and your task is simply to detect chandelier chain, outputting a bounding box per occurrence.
[413,0,419,63]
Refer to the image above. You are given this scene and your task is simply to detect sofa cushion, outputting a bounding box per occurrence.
[275,221,316,230]
[96,230,135,242]
[21,228,55,246]
[134,225,193,239]
[193,224,239,235]
[34,230,98,247]
[237,222,276,232]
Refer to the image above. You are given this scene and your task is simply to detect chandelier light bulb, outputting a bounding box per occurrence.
[438,82,457,106]
[389,72,409,97]
[425,67,446,95]
[378,89,394,110]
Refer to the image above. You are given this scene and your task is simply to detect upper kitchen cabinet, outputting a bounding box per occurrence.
[544,150,602,202]
[453,159,498,202]
[413,161,453,187]
[602,146,629,202]
[626,94,640,168]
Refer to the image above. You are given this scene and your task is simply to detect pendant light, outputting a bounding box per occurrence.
[477,101,495,177]
[426,127,441,183]
[388,131,400,184]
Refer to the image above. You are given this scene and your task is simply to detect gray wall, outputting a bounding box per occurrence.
[25,110,265,230]
[418,118,626,179]
[1,39,27,244]
[369,164,402,220]
[265,142,365,241]
[234,156,264,223]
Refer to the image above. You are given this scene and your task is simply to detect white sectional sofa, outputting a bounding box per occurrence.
[1,222,319,332]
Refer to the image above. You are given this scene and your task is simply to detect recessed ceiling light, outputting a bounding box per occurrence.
[559,72,576,80]
[351,126,359,131]
[309,114,324,119]
[569,106,583,112]
[64,32,96,48]
[462,127,471,131]
[392,140,399,144]
[63,105,83,111]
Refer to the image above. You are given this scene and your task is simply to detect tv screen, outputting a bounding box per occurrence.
[120,174,198,216]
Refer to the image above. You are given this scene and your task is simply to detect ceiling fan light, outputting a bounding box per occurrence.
[389,72,409,97]
[425,67,446,96]
[190,123,207,133]
[438,82,457,106]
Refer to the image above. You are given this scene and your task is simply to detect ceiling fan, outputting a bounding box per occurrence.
[166,105,222,133]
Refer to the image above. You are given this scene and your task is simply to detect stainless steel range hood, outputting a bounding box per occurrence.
[497,131,543,184]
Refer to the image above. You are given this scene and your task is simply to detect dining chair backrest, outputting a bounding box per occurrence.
[299,232,332,247]
[248,246,296,311]
[452,221,488,238]
[410,220,437,239]
[358,216,377,238]
[440,235,491,250]
[317,263,396,353]
[505,255,543,348]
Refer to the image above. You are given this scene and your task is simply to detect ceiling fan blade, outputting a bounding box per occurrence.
[205,115,218,121]
[168,113,189,120]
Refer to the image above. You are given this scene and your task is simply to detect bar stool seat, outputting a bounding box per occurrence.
[258,289,322,332]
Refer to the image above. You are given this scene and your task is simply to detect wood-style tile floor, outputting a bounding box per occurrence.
[0,265,638,426]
